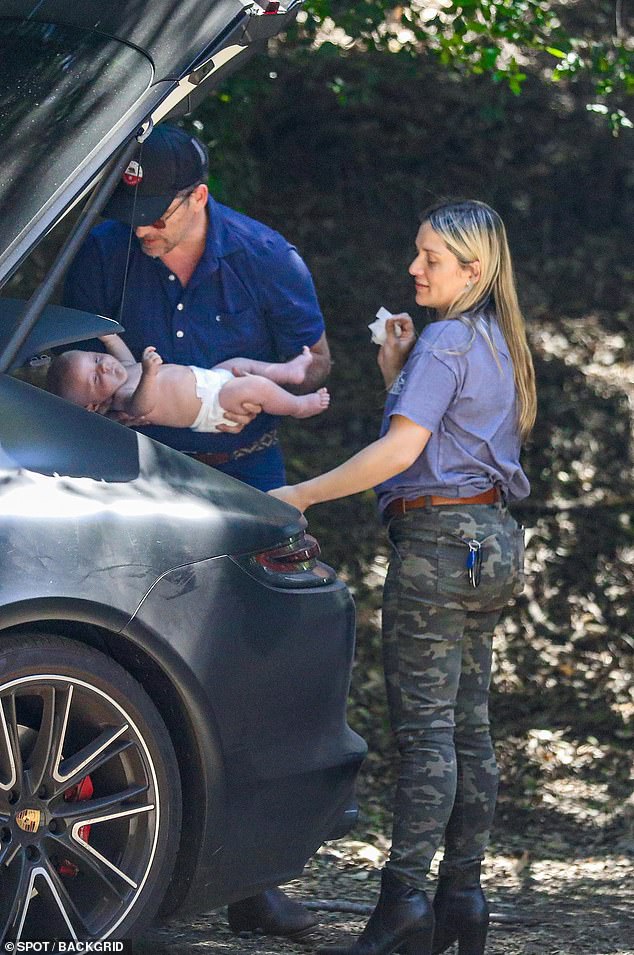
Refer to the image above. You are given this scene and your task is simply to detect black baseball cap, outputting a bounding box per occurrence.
[103,124,209,226]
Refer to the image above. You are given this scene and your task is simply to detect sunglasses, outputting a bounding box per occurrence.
[149,187,196,230]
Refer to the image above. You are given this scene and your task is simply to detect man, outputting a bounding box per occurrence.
[64,123,331,491]
[63,123,326,939]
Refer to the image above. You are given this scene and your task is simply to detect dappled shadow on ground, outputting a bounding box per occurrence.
[137,837,634,954]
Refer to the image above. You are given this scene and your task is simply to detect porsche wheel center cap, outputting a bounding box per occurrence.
[15,808,42,833]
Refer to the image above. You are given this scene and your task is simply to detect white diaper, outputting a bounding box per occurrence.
[189,366,239,432]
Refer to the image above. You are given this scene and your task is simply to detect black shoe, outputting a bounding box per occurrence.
[227,887,318,940]
[432,861,489,955]
[318,867,434,955]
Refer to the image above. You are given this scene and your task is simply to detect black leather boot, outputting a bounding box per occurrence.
[318,867,434,955]
[432,861,488,955]
[227,887,318,940]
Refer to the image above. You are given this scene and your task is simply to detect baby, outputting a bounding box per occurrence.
[46,334,330,431]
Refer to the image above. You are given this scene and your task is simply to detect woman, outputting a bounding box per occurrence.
[270,199,536,955]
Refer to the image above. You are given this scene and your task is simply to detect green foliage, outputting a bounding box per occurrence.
[290,0,633,131]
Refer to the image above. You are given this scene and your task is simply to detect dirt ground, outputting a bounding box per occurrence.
[139,823,634,955]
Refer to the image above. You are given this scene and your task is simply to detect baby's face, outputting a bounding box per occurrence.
[65,351,128,408]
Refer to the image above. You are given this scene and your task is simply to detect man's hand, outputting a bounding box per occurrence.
[142,346,163,374]
[378,314,416,389]
[216,401,262,433]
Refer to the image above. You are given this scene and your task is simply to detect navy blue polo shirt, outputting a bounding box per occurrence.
[63,198,325,479]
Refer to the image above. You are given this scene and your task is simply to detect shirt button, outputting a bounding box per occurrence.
[177,303,184,311]
[168,274,176,281]
[215,315,221,322]
[176,330,185,339]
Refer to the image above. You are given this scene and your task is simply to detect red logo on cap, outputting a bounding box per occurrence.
[122,160,143,187]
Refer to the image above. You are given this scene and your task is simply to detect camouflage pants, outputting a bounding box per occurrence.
[381,502,524,889]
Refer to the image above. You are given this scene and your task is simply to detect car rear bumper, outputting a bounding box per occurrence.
[129,553,367,911]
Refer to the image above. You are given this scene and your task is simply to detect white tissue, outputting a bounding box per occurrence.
[368,306,402,345]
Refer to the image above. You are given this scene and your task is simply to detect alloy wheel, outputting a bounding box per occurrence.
[0,639,180,942]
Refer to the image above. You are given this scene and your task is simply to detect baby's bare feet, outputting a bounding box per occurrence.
[293,387,330,419]
[282,346,314,385]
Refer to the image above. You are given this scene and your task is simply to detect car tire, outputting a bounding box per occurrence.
[0,634,182,943]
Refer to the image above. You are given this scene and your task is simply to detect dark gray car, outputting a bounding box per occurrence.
[0,2,366,943]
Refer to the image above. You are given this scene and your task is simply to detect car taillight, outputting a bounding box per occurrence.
[236,531,337,588]
[254,533,320,572]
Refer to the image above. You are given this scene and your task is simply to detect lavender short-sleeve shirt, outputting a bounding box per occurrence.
[375,312,530,514]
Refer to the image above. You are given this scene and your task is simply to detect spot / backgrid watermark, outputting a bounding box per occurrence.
[1,942,131,954]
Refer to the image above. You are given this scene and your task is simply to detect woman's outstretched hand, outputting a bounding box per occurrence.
[268,484,309,513]
[378,313,416,388]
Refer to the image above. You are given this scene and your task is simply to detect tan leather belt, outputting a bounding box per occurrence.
[188,429,278,467]
[385,487,500,519]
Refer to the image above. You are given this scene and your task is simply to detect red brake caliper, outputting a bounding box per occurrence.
[58,775,94,877]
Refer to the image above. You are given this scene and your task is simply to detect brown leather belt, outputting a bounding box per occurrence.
[188,451,233,466]
[187,429,278,468]
[385,487,500,520]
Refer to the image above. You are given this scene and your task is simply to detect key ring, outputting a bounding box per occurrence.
[466,539,482,588]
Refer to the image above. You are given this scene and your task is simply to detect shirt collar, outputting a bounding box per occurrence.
[206,196,241,261]
[183,196,228,282]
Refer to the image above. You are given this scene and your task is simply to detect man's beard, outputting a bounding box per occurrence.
[139,235,174,257]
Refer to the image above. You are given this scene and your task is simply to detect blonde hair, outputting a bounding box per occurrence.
[422,199,537,440]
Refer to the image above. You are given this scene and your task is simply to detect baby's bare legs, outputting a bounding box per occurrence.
[219,375,329,420]
[214,346,313,387]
